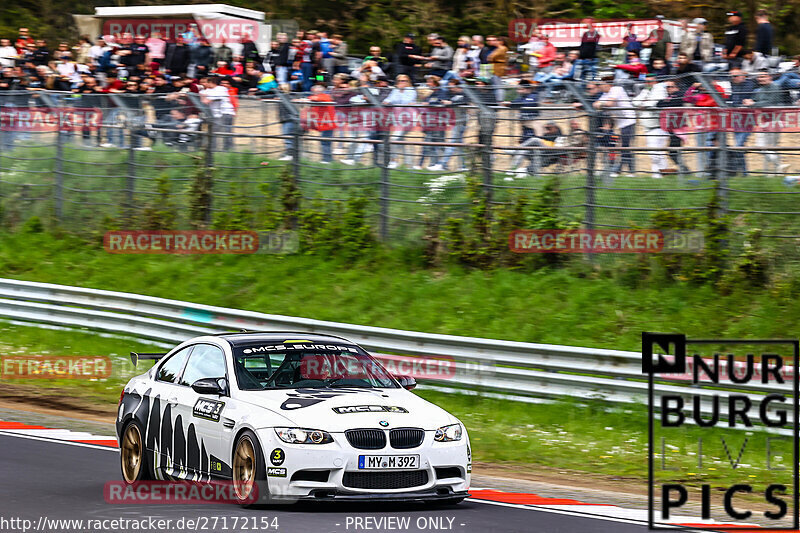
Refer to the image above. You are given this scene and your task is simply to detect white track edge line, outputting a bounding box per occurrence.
[0,430,119,452]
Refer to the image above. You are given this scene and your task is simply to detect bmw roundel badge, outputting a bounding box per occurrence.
[379,420,389,427]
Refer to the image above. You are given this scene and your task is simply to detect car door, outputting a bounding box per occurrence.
[149,345,194,478]
[176,343,229,480]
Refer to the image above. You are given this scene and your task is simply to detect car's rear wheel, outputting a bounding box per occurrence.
[120,420,151,483]
[232,430,268,506]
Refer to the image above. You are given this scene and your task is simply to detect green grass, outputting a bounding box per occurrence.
[0,231,798,350]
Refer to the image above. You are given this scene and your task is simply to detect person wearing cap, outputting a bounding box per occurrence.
[755,9,774,57]
[680,18,714,66]
[643,15,673,71]
[633,74,669,178]
[724,11,748,67]
[393,34,424,83]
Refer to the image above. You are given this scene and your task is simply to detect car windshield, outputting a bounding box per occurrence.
[232,342,399,391]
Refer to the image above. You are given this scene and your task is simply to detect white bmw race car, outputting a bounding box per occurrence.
[116,332,471,505]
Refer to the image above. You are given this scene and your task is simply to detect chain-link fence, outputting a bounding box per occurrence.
[2,74,800,259]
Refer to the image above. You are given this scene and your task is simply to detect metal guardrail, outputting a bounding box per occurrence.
[0,277,790,420]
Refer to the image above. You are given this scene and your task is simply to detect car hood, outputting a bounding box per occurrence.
[235,387,457,432]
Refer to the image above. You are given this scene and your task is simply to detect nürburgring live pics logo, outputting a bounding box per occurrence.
[642,332,800,529]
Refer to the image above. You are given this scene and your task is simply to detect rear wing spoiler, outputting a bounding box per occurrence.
[130,352,168,368]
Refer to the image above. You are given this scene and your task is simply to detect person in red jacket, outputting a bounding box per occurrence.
[301,83,336,163]
[532,34,557,72]
[683,81,728,175]
[613,50,648,78]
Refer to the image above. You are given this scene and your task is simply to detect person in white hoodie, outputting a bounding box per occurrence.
[632,74,669,178]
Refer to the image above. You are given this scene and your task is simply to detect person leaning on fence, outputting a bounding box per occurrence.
[199,75,236,152]
[633,74,669,178]
[383,73,417,168]
[727,67,756,175]
[594,75,636,178]
[416,75,448,170]
[656,79,691,176]
[683,80,727,176]
[430,78,469,172]
[504,79,542,178]
[743,71,791,174]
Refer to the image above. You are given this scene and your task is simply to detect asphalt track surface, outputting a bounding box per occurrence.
[0,434,656,533]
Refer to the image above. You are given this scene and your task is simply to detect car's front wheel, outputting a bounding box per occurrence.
[232,430,269,506]
[120,420,152,483]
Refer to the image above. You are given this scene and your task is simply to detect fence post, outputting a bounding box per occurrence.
[204,121,215,227]
[126,126,136,223]
[585,110,597,231]
[54,127,64,224]
[292,114,301,184]
[380,126,391,241]
[478,109,495,207]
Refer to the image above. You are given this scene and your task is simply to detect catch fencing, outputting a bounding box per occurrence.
[1,74,800,256]
[0,277,792,429]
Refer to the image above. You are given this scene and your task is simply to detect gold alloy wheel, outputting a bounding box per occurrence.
[121,423,143,483]
[233,436,256,502]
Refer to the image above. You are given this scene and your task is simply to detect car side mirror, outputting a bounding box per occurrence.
[395,375,417,390]
[192,377,227,396]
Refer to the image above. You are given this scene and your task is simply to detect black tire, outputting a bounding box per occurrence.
[232,430,270,507]
[120,419,153,483]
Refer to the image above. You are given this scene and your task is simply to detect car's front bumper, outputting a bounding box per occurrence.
[255,428,471,500]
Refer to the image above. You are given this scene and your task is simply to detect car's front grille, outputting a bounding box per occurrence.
[389,428,424,449]
[345,429,386,450]
[342,470,429,489]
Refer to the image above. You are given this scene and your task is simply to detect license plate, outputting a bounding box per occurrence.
[358,454,419,470]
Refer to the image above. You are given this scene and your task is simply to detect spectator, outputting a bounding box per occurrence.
[146,31,166,66]
[425,35,454,79]
[643,15,673,70]
[594,75,636,177]
[363,46,387,72]
[727,68,756,174]
[741,49,768,73]
[241,36,261,65]
[74,36,91,65]
[469,35,485,77]
[382,73,417,168]
[674,52,701,92]
[452,36,472,76]
[578,18,600,80]
[622,23,642,60]
[486,35,508,101]
[191,38,214,78]
[164,37,190,76]
[531,34,557,73]
[633,74,669,178]
[432,78,469,171]
[724,10,748,67]
[0,39,17,68]
[15,28,33,54]
[275,33,292,84]
[200,75,236,151]
[303,83,336,163]
[329,35,349,75]
[680,18,714,65]
[32,40,50,66]
[614,50,647,79]
[683,80,727,175]
[650,58,672,77]
[415,75,448,169]
[394,34,424,83]
[744,71,790,173]
[214,41,234,65]
[755,9,774,57]
[657,79,691,175]
[505,79,542,177]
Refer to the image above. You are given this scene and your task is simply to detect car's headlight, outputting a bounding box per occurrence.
[434,423,462,442]
[274,427,334,444]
